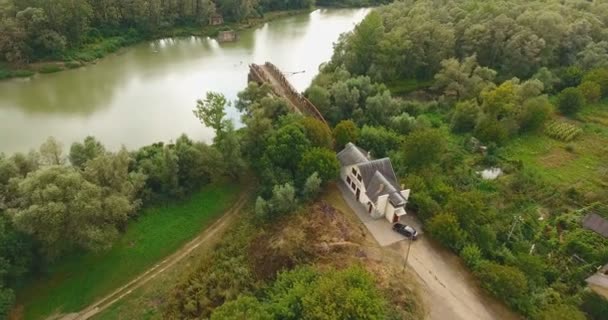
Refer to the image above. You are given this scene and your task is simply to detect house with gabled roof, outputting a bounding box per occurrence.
[337,142,410,223]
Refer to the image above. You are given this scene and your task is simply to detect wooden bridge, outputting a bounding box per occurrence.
[248,62,328,126]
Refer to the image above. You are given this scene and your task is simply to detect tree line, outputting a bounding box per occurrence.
[0,0,383,65]
[0,115,244,317]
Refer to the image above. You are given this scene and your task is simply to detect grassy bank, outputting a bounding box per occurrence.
[0,9,311,81]
[15,182,242,320]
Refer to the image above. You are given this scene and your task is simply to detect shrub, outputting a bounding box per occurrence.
[451,100,479,133]
[536,304,586,320]
[583,67,608,97]
[581,290,608,320]
[557,87,584,115]
[474,117,508,144]
[519,96,552,132]
[544,121,582,142]
[11,70,34,78]
[38,65,63,74]
[426,213,466,251]
[460,244,483,269]
[65,61,82,69]
[475,261,528,308]
[578,81,601,103]
[559,66,583,89]
[333,120,359,149]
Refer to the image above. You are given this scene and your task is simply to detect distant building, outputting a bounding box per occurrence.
[582,213,608,238]
[217,31,238,42]
[209,14,224,26]
[586,263,608,299]
[337,143,411,223]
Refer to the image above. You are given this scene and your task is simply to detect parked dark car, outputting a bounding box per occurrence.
[392,223,418,240]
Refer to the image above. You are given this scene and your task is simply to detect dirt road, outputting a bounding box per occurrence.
[58,192,251,320]
[336,182,519,320]
[389,238,520,320]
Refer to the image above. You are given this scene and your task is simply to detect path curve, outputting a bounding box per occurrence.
[58,191,251,320]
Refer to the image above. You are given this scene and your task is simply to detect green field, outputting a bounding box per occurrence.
[16,182,242,320]
[501,103,608,194]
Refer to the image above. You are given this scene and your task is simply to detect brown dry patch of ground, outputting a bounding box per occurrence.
[538,147,577,168]
[95,185,425,319]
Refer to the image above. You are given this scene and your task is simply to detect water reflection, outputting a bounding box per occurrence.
[0,8,369,153]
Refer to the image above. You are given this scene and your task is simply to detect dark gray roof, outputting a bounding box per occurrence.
[359,159,406,206]
[337,142,369,166]
[582,213,608,238]
[586,264,608,289]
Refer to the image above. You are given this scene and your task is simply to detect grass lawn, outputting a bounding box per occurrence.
[16,182,242,320]
[501,103,608,194]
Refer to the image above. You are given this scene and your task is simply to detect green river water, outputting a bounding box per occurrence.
[0,8,369,154]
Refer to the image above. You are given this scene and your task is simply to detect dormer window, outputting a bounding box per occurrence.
[351,168,357,176]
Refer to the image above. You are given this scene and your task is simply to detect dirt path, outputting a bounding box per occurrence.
[389,239,520,320]
[58,192,251,320]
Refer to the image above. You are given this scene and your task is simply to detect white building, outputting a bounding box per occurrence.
[337,143,411,223]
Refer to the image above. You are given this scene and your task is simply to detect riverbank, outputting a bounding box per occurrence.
[0,9,314,81]
[13,182,242,320]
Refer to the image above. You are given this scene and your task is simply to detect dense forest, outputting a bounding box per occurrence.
[0,0,383,68]
[300,0,608,319]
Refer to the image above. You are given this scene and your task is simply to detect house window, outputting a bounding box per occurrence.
[351,168,357,176]
[346,176,351,184]
[351,182,356,190]
[357,174,362,182]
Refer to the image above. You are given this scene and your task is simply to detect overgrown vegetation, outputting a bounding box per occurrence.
[164,190,424,320]
[300,0,608,318]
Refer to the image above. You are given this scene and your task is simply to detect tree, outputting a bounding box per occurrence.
[557,87,584,115]
[39,136,65,166]
[264,124,311,173]
[299,117,333,149]
[401,129,447,168]
[297,148,339,184]
[433,55,496,101]
[269,183,296,216]
[193,91,228,136]
[358,125,401,158]
[305,85,330,116]
[10,166,126,257]
[302,172,322,201]
[578,81,601,104]
[582,68,608,98]
[344,11,384,75]
[519,96,552,132]
[69,136,106,168]
[451,100,479,133]
[474,117,508,144]
[333,120,359,150]
[0,284,14,320]
[426,213,465,252]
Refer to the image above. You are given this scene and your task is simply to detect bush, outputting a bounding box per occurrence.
[557,87,584,115]
[333,120,359,150]
[38,65,64,74]
[426,213,466,251]
[451,100,479,133]
[535,304,586,320]
[578,81,601,103]
[559,66,583,89]
[583,68,608,97]
[460,244,483,269]
[65,61,82,69]
[11,70,34,78]
[475,261,528,308]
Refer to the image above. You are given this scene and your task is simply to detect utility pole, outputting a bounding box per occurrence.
[507,216,522,241]
[403,236,413,271]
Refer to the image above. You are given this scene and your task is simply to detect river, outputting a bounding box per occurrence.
[0,8,369,154]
